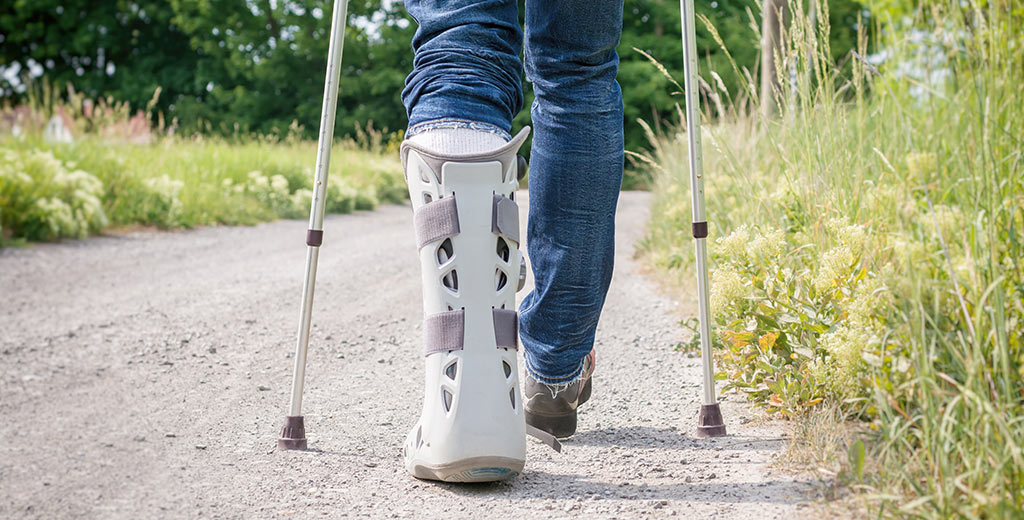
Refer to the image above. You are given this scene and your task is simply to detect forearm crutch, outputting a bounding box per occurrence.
[679,0,727,437]
[278,0,350,451]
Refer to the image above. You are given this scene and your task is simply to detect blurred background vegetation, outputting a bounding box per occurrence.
[0,0,867,154]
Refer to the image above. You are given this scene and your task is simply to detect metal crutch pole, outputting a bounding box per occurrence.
[278,0,350,451]
[679,0,727,437]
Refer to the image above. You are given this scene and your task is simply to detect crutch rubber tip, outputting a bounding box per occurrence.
[696,403,727,438]
[277,415,308,450]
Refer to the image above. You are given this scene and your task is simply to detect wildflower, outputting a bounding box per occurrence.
[291,189,314,213]
[248,171,270,190]
[845,276,889,328]
[746,227,785,261]
[710,264,747,317]
[146,174,185,198]
[270,174,289,193]
[769,176,800,204]
[145,174,185,223]
[827,217,867,253]
[818,324,873,400]
[952,253,977,286]
[814,245,855,293]
[892,236,929,268]
[34,197,77,238]
[715,225,751,264]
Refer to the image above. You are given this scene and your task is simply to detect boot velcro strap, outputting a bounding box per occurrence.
[414,196,460,249]
[492,308,518,350]
[423,310,464,355]
[526,424,562,453]
[491,194,519,245]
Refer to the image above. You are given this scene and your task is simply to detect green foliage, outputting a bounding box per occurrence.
[640,0,1023,515]
[0,1,199,120]
[0,102,405,244]
[615,0,869,158]
[2,1,416,141]
[2,0,869,163]
[0,147,108,240]
[706,222,898,417]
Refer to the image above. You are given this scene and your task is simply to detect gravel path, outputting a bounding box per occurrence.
[0,191,816,518]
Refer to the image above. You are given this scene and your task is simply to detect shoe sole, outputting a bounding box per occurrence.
[409,456,524,483]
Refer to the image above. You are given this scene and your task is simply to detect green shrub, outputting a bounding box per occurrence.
[0,132,406,243]
[0,147,108,240]
[640,0,1023,515]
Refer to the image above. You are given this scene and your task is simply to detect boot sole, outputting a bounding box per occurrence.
[409,456,524,483]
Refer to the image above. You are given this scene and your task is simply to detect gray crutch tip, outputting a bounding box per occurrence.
[695,403,727,438]
[278,415,308,450]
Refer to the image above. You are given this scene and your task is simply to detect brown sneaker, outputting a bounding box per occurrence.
[524,349,595,439]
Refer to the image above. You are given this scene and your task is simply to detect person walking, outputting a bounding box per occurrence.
[400,0,624,482]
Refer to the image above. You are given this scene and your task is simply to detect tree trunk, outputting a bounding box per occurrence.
[760,0,786,118]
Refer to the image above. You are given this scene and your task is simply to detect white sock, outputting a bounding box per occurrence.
[408,127,507,155]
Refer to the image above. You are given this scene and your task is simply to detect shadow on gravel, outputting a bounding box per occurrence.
[570,426,788,451]
[437,470,809,504]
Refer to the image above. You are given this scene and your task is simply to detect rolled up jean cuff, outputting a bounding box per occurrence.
[406,118,512,141]
[521,331,588,385]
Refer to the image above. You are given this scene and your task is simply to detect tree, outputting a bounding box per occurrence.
[760,0,787,118]
[0,0,200,116]
[167,0,414,136]
[2,0,867,152]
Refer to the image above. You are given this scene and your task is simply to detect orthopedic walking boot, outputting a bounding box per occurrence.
[400,128,533,482]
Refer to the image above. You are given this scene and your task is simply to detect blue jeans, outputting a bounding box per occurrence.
[403,0,625,385]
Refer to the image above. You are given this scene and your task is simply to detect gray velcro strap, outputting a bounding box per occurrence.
[491,195,520,244]
[423,310,465,355]
[492,308,518,350]
[527,423,563,453]
[414,196,460,249]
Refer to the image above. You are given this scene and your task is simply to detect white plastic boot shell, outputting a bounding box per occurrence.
[400,128,529,482]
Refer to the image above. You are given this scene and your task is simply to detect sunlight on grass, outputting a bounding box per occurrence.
[1,131,405,244]
[638,0,1022,516]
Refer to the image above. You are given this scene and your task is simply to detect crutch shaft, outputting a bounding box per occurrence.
[694,239,715,404]
[679,0,716,407]
[680,0,726,437]
[288,247,320,415]
[280,0,350,450]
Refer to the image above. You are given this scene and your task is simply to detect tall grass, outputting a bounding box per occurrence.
[639,0,1022,516]
[1,90,406,244]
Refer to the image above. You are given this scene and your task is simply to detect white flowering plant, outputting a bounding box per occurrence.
[640,1,1023,513]
[703,222,903,418]
[0,147,108,241]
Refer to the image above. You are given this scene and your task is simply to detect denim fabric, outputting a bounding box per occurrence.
[403,0,625,385]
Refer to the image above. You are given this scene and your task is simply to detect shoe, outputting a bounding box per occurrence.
[523,349,595,440]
